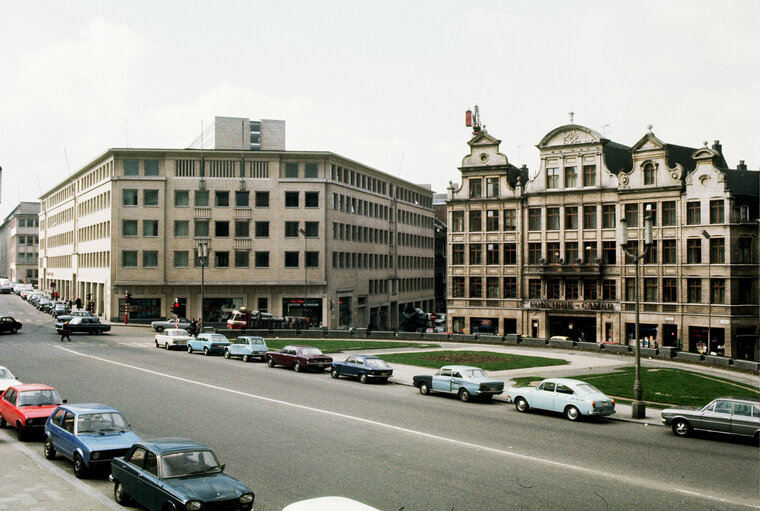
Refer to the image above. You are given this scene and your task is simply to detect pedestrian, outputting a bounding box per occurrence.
[60,321,71,342]
[75,297,82,309]
[189,319,198,336]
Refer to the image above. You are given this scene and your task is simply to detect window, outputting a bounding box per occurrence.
[528,243,542,265]
[687,238,701,264]
[662,201,676,226]
[644,202,657,226]
[285,162,299,178]
[255,221,269,237]
[547,279,560,299]
[503,243,516,265]
[528,208,541,231]
[123,251,137,267]
[624,203,638,227]
[737,237,753,264]
[285,222,300,237]
[452,277,465,297]
[468,210,482,232]
[469,277,482,298]
[235,221,249,238]
[710,278,725,304]
[144,190,158,206]
[214,251,229,268]
[143,220,158,237]
[565,242,578,264]
[285,192,299,207]
[486,177,499,197]
[644,240,657,264]
[709,238,725,264]
[143,251,158,268]
[214,221,229,237]
[709,200,724,224]
[547,242,560,263]
[452,211,464,232]
[643,162,655,185]
[145,160,159,176]
[662,239,676,264]
[483,277,498,298]
[529,279,542,299]
[584,280,598,300]
[624,240,639,264]
[486,243,500,265]
[503,209,516,231]
[305,192,319,208]
[486,210,499,231]
[123,190,138,206]
[565,207,578,229]
[174,251,188,268]
[583,164,596,187]
[644,278,657,302]
[195,220,209,237]
[546,167,559,189]
[306,251,319,267]
[663,278,677,302]
[284,251,299,267]
[174,190,190,207]
[687,278,701,303]
[255,191,269,207]
[503,277,517,298]
[255,251,269,268]
[583,206,597,229]
[125,160,139,176]
[452,244,465,265]
[304,221,319,237]
[195,190,209,207]
[603,280,616,301]
[123,220,138,237]
[304,163,318,178]
[602,241,616,265]
[235,191,249,207]
[469,244,482,265]
[469,178,482,198]
[564,166,577,188]
[215,191,229,207]
[546,207,559,230]
[235,251,249,268]
[687,202,701,225]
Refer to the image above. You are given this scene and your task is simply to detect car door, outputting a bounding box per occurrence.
[700,399,733,433]
[138,450,162,510]
[731,402,759,436]
[54,410,77,459]
[432,368,453,392]
[554,384,576,412]
[119,447,150,508]
[531,382,556,411]
[0,389,18,424]
[450,370,464,393]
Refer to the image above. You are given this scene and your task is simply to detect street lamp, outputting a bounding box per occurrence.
[196,242,209,332]
[701,230,711,354]
[619,207,653,419]
[298,228,308,325]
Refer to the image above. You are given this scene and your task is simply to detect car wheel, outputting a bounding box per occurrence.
[419,383,430,395]
[113,481,130,505]
[73,453,87,478]
[359,373,368,384]
[203,347,210,356]
[267,357,275,367]
[16,425,25,441]
[187,345,193,354]
[224,349,231,359]
[565,405,581,421]
[672,418,692,437]
[155,326,164,333]
[155,340,160,348]
[0,415,6,428]
[12,328,18,334]
[331,369,340,379]
[294,362,302,372]
[242,355,249,362]
[459,388,471,402]
[165,342,170,350]
[44,437,56,459]
[515,397,529,412]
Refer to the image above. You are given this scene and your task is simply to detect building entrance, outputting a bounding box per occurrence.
[549,316,597,342]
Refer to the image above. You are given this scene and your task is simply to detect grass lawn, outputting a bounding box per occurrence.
[262,339,440,353]
[380,350,568,371]
[511,367,759,407]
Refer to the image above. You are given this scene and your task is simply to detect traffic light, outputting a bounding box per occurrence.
[125,293,131,304]
[172,301,180,315]
[177,303,186,318]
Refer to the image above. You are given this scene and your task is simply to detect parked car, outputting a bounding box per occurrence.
[331,355,393,383]
[661,397,760,440]
[54,310,96,323]
[44,403,141,478]
[55,316,111,335]
[151,317,192,332]
[37,297,52,311]
[283,496,379,510]
[155,328,193,350]
[0,366,21,392]
[0,316,22,333]
[224,336,268,362]
[265,345,333,372]
[505,378,615,421]
[187,333,230,355]
[110,438,254,510]
[413,365,504,402]
[52,303,71,317]
[0,384,65,440]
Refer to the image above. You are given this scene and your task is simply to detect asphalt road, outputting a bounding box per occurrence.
[1,295,758,511]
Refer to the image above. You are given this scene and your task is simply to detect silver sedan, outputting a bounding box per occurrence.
[661,397,760,439]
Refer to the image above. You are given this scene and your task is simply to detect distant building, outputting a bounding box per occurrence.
[433,193,448,313]
[187,116,286,151]
[0,202,40,284]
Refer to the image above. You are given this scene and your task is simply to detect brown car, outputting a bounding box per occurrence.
[265,345,333,372]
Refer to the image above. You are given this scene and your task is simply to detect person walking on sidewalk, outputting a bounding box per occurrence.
[60,321,71,342]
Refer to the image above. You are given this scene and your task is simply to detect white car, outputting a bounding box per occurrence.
[283,497,380,511]
[0,366,21,392]
[155,328,193,350]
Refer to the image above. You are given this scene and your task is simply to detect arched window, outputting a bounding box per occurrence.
[643,162,655,185]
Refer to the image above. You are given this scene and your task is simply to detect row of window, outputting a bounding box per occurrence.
[16,253,39,264]
[123,220,321,239]
[544,164,599,189]
[124,189,321,209]
[16,235,38,245]
[17,217,39,228]
[332,193,390,219]
[330,164,432,208]
[122,250,319,269]
[78,191,111,217]
[78,221,111,243]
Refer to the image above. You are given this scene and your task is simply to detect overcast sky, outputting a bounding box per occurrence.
[1,0,758,218]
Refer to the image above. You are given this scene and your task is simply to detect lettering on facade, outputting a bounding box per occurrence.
[528,301,615,311]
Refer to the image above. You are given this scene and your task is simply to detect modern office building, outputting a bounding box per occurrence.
[38,144,435,329]
[0,202,41,284]
[446,121,759,360]
[187,116,286,151]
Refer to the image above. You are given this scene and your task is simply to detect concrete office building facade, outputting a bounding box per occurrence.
[0,202,41,284]
[447,122,759,360]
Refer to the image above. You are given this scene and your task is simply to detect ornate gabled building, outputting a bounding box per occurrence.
[447,122,759,360]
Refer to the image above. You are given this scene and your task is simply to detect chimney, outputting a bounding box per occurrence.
[712,140,722,154]
[737,160,747,171]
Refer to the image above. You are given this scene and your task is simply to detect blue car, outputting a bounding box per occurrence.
[110,438,254,511]
[44,403,141,478]
[331,355,393,383]
[505,378,616,421]
[413,365,504,402]
[187,333,230,356]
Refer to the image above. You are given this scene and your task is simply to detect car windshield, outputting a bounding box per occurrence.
[301,348,323,355]
[209,335,227,342]
[76,412,128,434]
[575,383,602,394]
[17,389,62,407]
[365,358,390,368]
[462,368,488,378]
[161,450,222,478]
[0,369,14,378]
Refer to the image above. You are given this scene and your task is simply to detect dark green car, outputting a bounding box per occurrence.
[110,438,254,511]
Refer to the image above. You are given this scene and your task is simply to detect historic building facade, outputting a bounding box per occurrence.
[447,123,759,360]
[0,202,41,284]
[38,147,435,329]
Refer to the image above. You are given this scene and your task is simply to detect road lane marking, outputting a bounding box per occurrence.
[56,346,758,509]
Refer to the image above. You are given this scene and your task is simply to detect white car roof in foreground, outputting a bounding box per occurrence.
[283,497,380,511]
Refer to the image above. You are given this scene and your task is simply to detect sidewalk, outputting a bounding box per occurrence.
[0,430,118,511]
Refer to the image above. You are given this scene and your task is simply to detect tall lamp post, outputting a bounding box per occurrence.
[196,242,209,332]
[701,230,711,354]
[298,228,308,325]
[619,208,653,419]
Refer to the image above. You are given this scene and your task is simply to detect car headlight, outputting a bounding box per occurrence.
[186,501,202,511]
[25,418,34,426]
[92,452,101,460]
[239,493,254,504]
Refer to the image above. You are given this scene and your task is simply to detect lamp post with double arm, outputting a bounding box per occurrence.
[299,228,308,325]
[196,242,209,332]
[619,207,653,419]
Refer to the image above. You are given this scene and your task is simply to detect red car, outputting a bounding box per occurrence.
[0,384,65,440]
[265,345,333,372]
